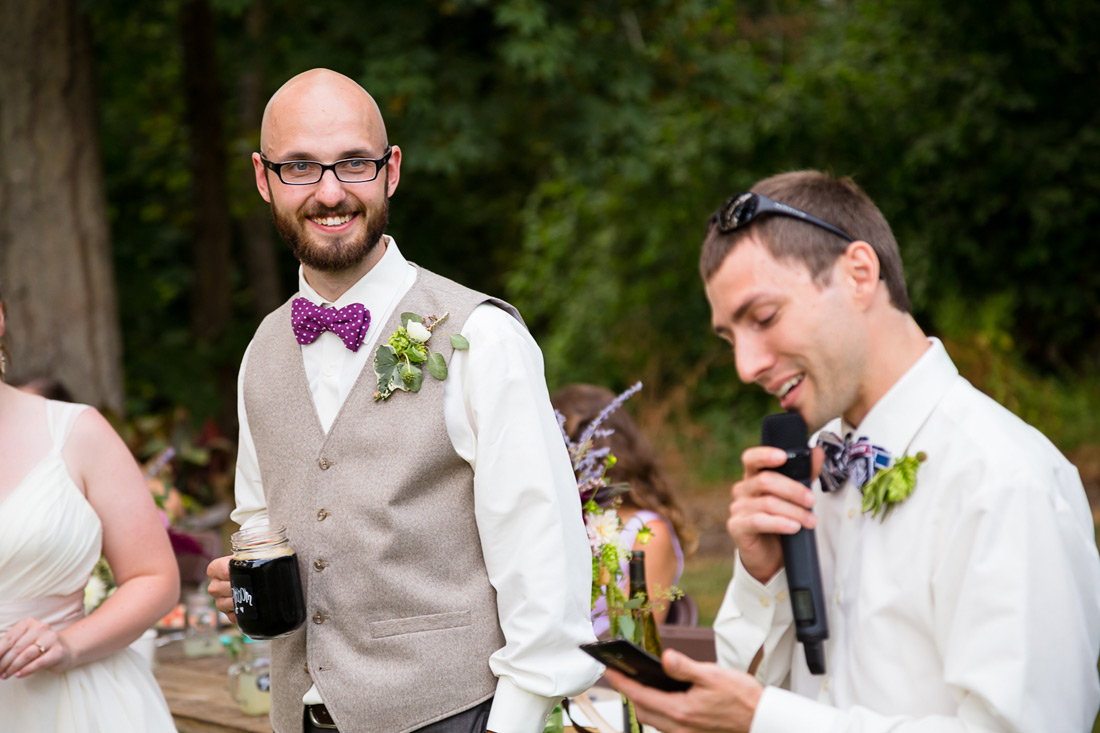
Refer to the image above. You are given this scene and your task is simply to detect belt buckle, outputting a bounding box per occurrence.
[309,704,339,730]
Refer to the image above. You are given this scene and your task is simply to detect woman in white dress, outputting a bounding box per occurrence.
[0,289,180,731]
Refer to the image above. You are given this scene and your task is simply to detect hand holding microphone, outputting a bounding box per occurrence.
[727,412,828,674]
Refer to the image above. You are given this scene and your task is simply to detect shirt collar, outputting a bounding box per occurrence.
[296,235,408,308]
[823,338,958,459]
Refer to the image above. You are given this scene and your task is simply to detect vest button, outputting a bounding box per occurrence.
[318,457,331,470]
[313,559,328,571]
[312,611,326,624]
[317,509,329,521]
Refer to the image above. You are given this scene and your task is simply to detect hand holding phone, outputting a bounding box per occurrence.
[580,639,692,692]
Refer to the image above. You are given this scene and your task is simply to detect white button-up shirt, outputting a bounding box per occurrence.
[232,238,602,731]
[715,339,1100,731]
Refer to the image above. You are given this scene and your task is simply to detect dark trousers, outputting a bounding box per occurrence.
[303,698,492,733]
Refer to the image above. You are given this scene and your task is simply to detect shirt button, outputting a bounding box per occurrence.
[823,677,830,692]
[313,611,326,625]
[318,457,331,470]
[313,559,328,571]
[848,508,857,519]
[324,364,335,377]
[317,509,329,521]
[759,597,770,608]
[834,591,841,605]
[776,591,788,602]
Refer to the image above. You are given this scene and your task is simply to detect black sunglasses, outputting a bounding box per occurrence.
[718,192,855,243]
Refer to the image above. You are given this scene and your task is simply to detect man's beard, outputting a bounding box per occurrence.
[272,194,389,273]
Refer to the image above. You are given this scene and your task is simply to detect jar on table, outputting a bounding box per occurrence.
[183,591,222,658]
[227,638,272,716]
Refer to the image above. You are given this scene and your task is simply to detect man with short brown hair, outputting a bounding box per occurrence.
[610,170,1100,731]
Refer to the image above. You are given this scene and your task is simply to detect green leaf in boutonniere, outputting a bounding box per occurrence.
[862,451,927,521]
[374,312,464,401]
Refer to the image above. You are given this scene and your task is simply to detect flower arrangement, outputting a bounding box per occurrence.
[862,451,927,520]
[373,312,469,401]
[556,382,678,637]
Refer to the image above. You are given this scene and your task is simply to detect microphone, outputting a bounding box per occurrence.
[761,412,828,675]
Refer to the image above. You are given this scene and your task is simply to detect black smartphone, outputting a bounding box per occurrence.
[580,639,692,692]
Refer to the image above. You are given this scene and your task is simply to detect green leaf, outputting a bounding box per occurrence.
[450,334,469,350]
[401,312,423,328]
[406,344,428,364]
[374,346,399,399]
[618,615,636,643]
[427,352,448,380]
[398,362,423,392]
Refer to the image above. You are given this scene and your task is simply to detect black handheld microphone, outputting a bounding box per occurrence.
[761,412,828,675]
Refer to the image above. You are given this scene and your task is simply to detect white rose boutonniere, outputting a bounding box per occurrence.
[373,312,470,401]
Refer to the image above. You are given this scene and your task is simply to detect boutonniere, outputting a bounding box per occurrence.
[862,451,927,520]
[373,312,469,401]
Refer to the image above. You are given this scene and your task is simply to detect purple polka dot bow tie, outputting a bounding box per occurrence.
[817,431,892,493]
[291,298,371,352]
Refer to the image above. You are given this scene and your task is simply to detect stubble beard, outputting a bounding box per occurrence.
[272,192,390,273]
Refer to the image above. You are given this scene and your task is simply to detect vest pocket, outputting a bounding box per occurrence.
[369,610,471,638]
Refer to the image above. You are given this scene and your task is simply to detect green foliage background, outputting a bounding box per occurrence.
[89,0,1100,471]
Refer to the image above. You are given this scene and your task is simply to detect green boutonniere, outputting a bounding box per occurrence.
[862,451,927,520]
[373,311,470,401]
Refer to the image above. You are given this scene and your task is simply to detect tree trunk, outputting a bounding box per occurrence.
[0,0,124,412]
[180,0,237,433]
[239,0,282,319]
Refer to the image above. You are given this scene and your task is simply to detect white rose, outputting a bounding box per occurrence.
[406,321,432,342]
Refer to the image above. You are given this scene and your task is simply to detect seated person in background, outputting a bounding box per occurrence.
[553,383,697,632]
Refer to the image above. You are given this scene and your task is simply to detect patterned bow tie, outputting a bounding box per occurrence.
[291,298,371,352]
[817,431,892,493]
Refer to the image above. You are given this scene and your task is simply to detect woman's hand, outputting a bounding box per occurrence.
[0,617,74,679]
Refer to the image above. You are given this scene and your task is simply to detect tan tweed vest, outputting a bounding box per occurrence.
[243,266,521,733]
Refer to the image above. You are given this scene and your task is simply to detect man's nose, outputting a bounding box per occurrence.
[735,335,776,386]
[313,169,347,208]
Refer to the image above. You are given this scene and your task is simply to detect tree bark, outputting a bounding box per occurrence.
[239,0,282,319]
[180,0,237,433]
[0,0,124,412]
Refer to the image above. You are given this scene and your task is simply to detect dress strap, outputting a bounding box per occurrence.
[46,400,91,451]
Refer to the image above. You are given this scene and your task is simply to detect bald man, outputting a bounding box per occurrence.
[207,70,602,733]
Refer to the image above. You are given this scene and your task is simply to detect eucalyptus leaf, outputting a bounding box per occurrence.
[618,615,636,644]
[427,352,448,380]
[450,334,469,350]
[374,345,399,398]
[400,312,423,328]
[398,362,424,392]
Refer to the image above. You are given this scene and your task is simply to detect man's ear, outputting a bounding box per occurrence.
[385,145,402,198]
[841,240,881,307]
[253,152,272,203]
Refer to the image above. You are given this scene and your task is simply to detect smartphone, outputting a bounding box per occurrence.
[580,639,692,692]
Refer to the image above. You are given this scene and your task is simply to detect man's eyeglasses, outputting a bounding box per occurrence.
[718,192,855,243]
[260,147,393,185]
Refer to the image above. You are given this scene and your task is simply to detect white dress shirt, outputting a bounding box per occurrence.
[715,339,1100,732]
[232,238,602,731]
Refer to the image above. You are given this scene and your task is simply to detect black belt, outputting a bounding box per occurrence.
[305,704,338,731]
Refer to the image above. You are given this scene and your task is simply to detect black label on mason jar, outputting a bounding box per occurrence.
[257,673,270,692]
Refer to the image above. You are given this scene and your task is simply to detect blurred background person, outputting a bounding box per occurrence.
[0,286,180,732]
[553,383,697,633]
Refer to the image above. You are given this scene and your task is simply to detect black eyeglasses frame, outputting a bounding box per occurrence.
[717,191,855,243]
[260,147,393,185]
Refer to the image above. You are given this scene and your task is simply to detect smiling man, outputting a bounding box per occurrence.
[206,69,601,733]
[608,170,1100,731]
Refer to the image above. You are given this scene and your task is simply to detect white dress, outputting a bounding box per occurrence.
[0,400,176,731]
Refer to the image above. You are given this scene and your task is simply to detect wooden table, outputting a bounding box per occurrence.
[154,640,271,733]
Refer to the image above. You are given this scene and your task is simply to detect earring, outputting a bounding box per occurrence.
[0,350,6,380]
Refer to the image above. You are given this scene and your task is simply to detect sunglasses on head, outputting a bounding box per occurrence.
[717,192,855,243]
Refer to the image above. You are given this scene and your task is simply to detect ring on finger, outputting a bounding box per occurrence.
[37,644,46,655]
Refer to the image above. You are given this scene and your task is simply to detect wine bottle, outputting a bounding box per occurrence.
[628,550,662,656]
[623,550,662,733]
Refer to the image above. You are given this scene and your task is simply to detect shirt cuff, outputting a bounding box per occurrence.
[486,675,558,733]
[749,686,840,733]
